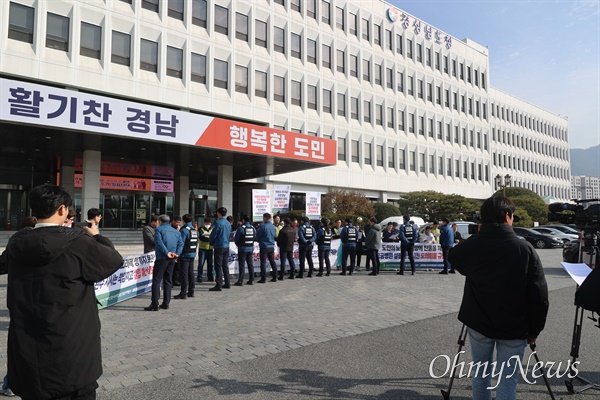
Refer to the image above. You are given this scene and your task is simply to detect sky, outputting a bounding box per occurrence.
[389,0,600,150]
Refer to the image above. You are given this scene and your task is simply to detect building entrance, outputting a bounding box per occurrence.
[0,186,26,231]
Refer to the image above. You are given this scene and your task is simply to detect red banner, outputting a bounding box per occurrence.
[74,174,174,192]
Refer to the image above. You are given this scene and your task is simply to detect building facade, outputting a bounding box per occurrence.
[0,0,571,230]
[571,176,600,201]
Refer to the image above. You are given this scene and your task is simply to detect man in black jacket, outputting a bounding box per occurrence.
[276,218,296,281]
[2,184,123,400]
[448,196,549,400]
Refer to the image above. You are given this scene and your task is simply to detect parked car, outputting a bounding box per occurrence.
[540,225,581,235]
[530,227,578,244]
[512,227,564,249]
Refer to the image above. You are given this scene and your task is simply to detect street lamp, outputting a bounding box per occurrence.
[495,174,512,197]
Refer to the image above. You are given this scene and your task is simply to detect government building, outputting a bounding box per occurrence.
[0,0,571,230]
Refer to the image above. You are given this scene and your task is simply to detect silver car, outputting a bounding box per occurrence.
[531,226,578,244]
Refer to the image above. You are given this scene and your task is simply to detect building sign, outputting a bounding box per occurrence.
[387,7,452,49]
[74,158,174,179]
[0,78,336,165]
[74,174,174,192]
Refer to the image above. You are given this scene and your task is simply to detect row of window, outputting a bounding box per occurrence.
[493,153,569,180]
[491,102,567,142]
[491,127,569,161]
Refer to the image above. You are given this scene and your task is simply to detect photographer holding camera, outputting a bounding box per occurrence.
[448,196,549,400]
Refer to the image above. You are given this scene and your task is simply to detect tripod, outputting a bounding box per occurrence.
[564,241,600,394]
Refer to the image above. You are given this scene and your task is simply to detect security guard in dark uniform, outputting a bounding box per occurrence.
[297,216,316,278]
[316,218,333,276]
[174,214,198,299]
[340,218,358,275]
[234,215,256,286]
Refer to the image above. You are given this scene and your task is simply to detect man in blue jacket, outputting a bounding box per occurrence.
[297,216,316,278]
[340,218,358,275]
[209,207,232,291]
[439,218,455,274]
[398,215,419,275]
[174,214,198,299]
[145,214,183,310]
[255,213,277,283]
[234,215,256,286]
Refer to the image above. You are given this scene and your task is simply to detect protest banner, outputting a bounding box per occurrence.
[272,185,291,214]
[252,189,272,222]
[305,192,321,220]
[378,242,444,270]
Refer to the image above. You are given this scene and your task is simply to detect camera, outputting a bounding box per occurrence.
[548,199,600,231]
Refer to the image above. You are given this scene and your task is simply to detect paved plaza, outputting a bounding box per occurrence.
[0,247,598,399]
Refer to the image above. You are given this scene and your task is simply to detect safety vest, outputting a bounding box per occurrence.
[237,225,255,247]
[403,224,415,242]
[198,226,213,250]
[182,226,199,253]
[322,230,332,246]
[346,226,357,242]
[304,225,314,240]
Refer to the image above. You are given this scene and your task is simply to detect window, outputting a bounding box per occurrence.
[409,151,416,171]
[351,97,359,120]
[445,89,450,107]
[435,51,440,70]
[396,34,403,54]
[376,104,383,126]
[452,59,457,77]
[350,55,358,77]
[191,53,207,84]
[362,59,370,81]
[397,72,404,92]
[166,46,183,78]
[387,107,394,128]
[274,75,285,102]
[307,0,316,19]
[362,18,369,40]
[337,93,346,116]
[436,86,441,105]
[111,31,131,66]
[307,85,317,110]
[336,7,344,30]
[439,156,444,175]
[398,110,405,131]
[236,13,248,42]
[444,55,449,73]
[192,0,207,28]
[255,70,267,98]
[447,158,452,176]
[386,68,393,89]
[374,64,382,86]
[214,59,229,89]
[426,47,431,66]
[373,24,381,46]
[290,0,301,12]
[408,112,415,133]
[235,65,248,93]
[274,0,284,6]
[46,13,70,51]
[407,76,413,95]
[307,39,317,64]
[467,66,472,83]
[337,49,345,73]
[419,153,426,173]
[417,79,423,99]
[428,155,434,173]
[349,13,357,36]
[322,44,331,69]
[323,89,332,114]
[291,80,301,106]
[427,82,432,101]
[363,100,371,123]
[215,5,229,35]
[322,0,331,25]
[400,149,407,169]
[168,0,184,20]
[291,33,301,59]
[140,39,158,72]
[364,143,372,165]
[352,140,360,163]
[416,43,422,62]
[419,115,424,135]
[460,63,464,80]
[142,0,159,12]
[386,30,393,51]
[255,20,267,48]
[388,147,395,168]
[80,22,102,59]
[428,118,434,137]
[456,159,460,177]
[274,27,285,53]
[338,137,346,161]
[9,3,35,43]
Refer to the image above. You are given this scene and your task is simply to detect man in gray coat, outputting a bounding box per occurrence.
[366,218,382,275]
[143,214,159,253]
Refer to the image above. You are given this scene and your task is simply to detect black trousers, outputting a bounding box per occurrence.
[318,249,331,275]
[442,245,452,272]
[400,243,415,273]
[152,258,175,306]
[356,242,363,267]
[298,245,314,276]
[280,250,295,277]
[367,249,380,274]
[178,257,195,296]
[342,245,356,273]
[38,382,99,400]
[238,249,254,282]
[259,248,276,279]
[213,247,230,288]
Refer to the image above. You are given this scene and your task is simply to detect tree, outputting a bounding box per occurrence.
[322,189,375,222]
[396,191,481,222]
[373,202,401,222]
[493,187,548,226]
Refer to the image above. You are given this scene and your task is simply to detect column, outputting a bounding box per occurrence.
[81,150,101,222]
[380,192,388,203]
[217,164,233,215]
[61,166,75,198]
[174,176,189,216]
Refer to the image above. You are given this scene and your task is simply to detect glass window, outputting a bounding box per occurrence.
[376,104,383,125]
[409,151,416,171]
[322,44,331,69]
[361,18,369,40]
[399,149,406,169]
[214,59,228,89]
[337,93,346,116]
[322,1,331,25]
[46,13,70,51]
[363,100,371,123]
[291,80,301,106]
[362,59,370,81]
[141,0,159,13]
[388,147,395,168]
[336,49,345,73]
[236,12,248,42]
[351,97,359,120]
[426,47,431,66]
[351,140,359,163]
[350,54,358,77]
[255,70,267,98]
[9,2,35,44]
[235,65,248,94]
[274,27,285,53]
[168,0,184,20]
[307,0,316,19]
[290,0,301,12]
[386,68,393,89]
[307,85,317,109]
[291,33,301,59]
[80,22,102,59]
[420,153,426,172]
[373,24,381,46]
[111,31,131,66]
[364,142,372,165]
[166,46,183,78]
[323,89,332,114]
[349,13,357,36]
[307,39,316,64]
[397,72,404,92]
[416,43,422,62]
[140,39,158,72]
[398,110,405,131]
[274,75,285,102]
[255,20,267,48]
[375,64,382,86]
[336,7,344,30]
[192,0,207,28]
[396,34,403,54]
[191,53,206,84]
[337,137,346,161]
[214,5,228,35]
[406,39,413,58]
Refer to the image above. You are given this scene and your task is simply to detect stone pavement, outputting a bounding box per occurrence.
[0,247,588,398]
